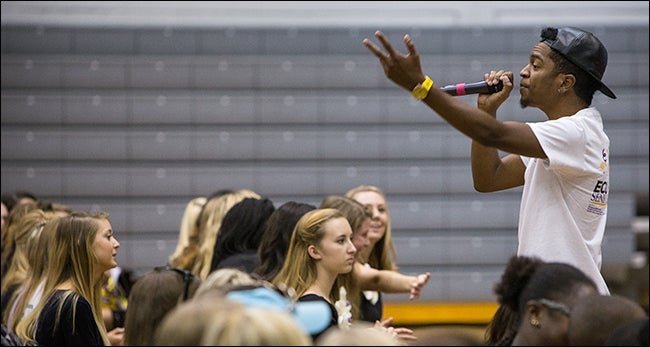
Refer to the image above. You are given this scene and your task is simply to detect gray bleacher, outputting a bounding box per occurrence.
[1,24,648,302]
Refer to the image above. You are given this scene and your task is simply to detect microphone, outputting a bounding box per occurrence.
[440,80,504,96]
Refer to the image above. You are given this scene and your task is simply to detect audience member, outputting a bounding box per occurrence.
[1,201,70,283]
[2,213,57,333]
[201,306,312,345]
[168,196,207,270]
[254,201,317,281]
[492,255,599,346]
[604,317,649,346]
[345,185,398,323]
[50,202,73,217]
[225,284,332,342]
[192,189,260,280]
[122,265,201,345]
[1,209,54,320]
[1,190,37,213]
[484,302,517,345]
[157,278,326,345]
[1,202,42,282]
[321,195,428,344]
[314,320,399,346]
[272,208,357,340]
[193,267,259,299]
[568,294,648,346]
[14,211,120,346]
[320,195,429,315]
[320,195,368,319]
[152,290,242,346]
[209,197,275,273]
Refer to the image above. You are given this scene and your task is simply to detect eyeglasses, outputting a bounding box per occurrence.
[154,265,194,301]
[536,298,571,316]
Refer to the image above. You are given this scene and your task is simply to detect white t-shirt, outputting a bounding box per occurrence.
[521,107,610,295]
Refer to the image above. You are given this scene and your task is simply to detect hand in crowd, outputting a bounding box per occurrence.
[374,317,417,345]
[409,272,431,300]
[107,327,124,346]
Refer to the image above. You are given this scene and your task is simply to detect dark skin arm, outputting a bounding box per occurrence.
[473,71,526,192]
[363,31,544,192]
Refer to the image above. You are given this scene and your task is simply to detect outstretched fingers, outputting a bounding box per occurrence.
[403,34,419,57]
[374,31,399,58]
[362,37,387,60]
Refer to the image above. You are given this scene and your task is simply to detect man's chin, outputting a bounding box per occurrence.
[520,98,529,109]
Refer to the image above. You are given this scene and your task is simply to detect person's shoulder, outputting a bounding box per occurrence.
[53,290,93,313]
[216,252,258,272]
[573,106,603,120]
[298,293,328,303]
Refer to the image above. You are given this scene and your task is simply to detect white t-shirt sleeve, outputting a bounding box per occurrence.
[527,117,586,172]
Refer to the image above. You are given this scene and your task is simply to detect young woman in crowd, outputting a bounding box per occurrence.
[345,185,398,323]
[15,211,121,346]
[272,208,357,340]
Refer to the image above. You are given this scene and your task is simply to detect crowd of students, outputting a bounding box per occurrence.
[1,188,647,345]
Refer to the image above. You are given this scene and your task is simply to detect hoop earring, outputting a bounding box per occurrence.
[530,318,541,329]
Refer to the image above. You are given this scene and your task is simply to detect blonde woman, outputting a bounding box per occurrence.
[15,212,120,346]
[345,185,397,271]
[192,189,260,280]
[345,185,397,325]
[321,195,429,344]
[168,196,207,270]
[193,267,259,299]
[320,196,429,317]
[201,307,312,346]
[153,290,241,346]
[1,208,55,324]
[272,208,357,340]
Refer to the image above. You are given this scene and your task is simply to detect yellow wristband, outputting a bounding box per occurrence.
[411,76,434,100]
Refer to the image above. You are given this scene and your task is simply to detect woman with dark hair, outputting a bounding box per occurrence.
[490,255,599,346]
[192,189,260,280]
[209,197,275,274]
[254,201,316,281]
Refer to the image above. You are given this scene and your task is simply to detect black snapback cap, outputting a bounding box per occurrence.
[540,27,616,99]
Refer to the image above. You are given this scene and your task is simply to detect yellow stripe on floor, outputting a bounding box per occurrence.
[383,302,499,325]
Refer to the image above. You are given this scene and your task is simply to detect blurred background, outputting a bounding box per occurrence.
[2,1,648,326]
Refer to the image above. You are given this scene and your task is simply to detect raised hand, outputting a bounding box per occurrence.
[363,31,426,91]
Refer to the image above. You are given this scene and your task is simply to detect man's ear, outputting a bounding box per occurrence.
[307,244,322,260]
[559,73,576,92]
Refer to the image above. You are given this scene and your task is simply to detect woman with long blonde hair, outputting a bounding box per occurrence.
[15,211,120,346]
[345,185,397,326]
[168,196,207,270]
[273,208,358,340]
[2,209,55,329]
